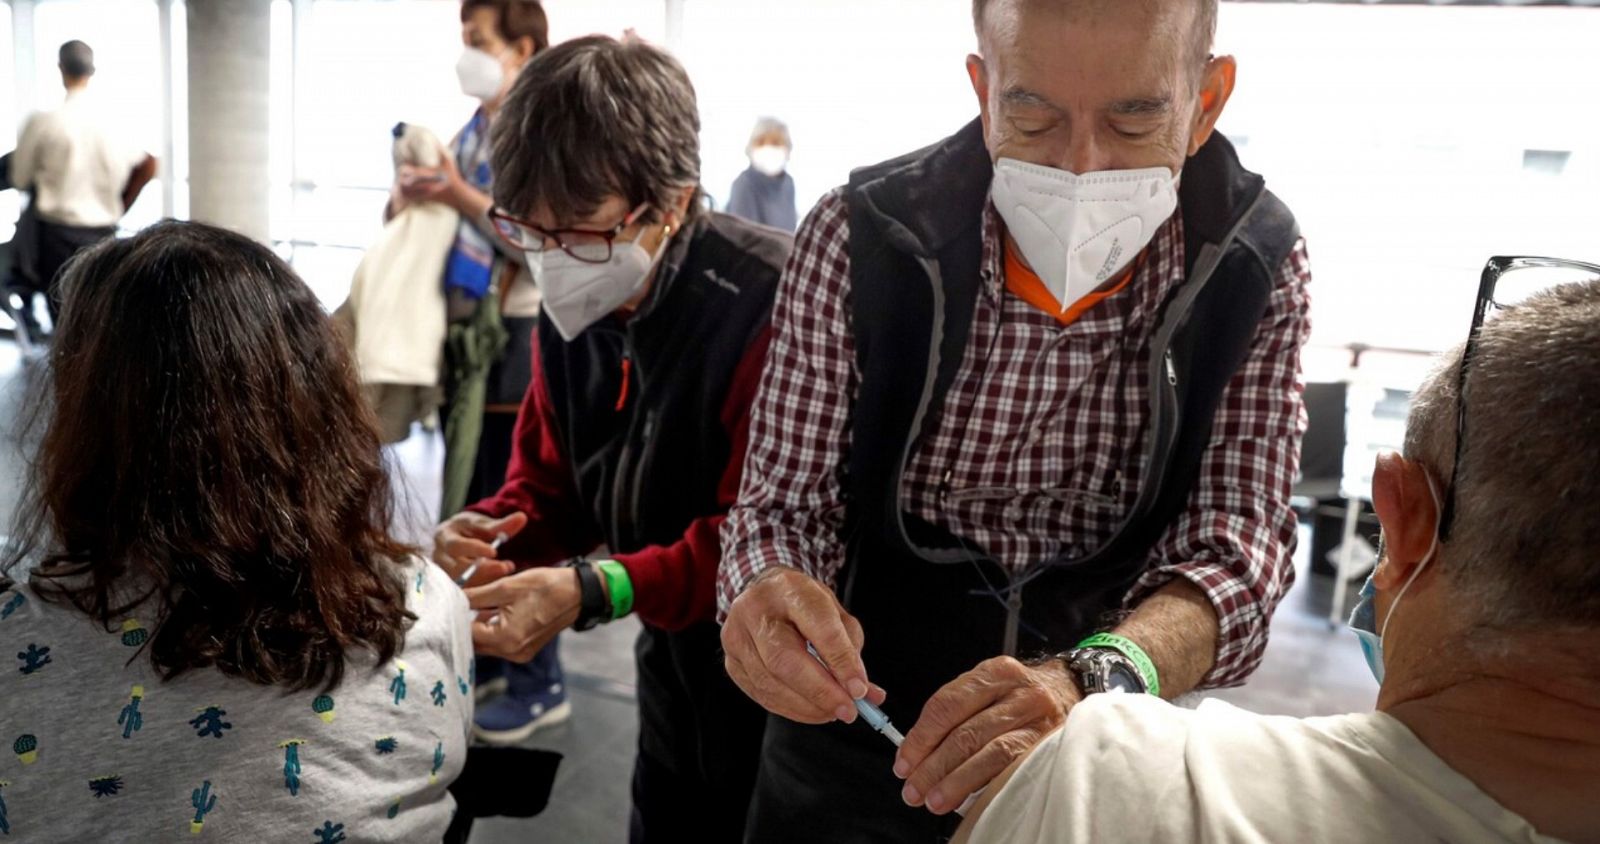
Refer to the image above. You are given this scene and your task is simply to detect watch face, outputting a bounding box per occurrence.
[1105,663,1143,694]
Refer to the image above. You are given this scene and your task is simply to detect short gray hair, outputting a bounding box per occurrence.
[490,35,703,225]
[972,0,1217,75]
[747,117,792,153]
[1404,278,1600,629]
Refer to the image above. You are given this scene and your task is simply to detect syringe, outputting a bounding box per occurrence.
[806,643,904,746]
[455,532,509,586]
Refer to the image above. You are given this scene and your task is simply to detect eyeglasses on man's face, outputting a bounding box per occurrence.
[488,203,651,264]
[1438,255,1600,540]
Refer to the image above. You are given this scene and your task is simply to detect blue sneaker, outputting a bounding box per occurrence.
[473,643,570,744]
[473,655,509,703]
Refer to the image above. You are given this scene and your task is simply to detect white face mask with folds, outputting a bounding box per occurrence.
[749,145,789,177]
[456,47,506,102]
[526,230,672,342]
[988,158,1179,313]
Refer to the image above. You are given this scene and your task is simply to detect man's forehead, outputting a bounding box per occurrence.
[984,0,1189,109]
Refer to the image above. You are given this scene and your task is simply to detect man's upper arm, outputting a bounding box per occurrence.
[716,190,859,616]
[1131,239,1313,688]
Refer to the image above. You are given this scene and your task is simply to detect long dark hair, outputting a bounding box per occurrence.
[1,220,414,691]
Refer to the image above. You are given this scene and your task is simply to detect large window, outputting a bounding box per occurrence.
[1215,3,1600,355]
[681,0,975,215]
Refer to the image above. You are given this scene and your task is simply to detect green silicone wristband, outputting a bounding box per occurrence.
[1075,632,1161,697]
[596,560,634,620]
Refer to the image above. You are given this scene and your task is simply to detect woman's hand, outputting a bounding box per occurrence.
[466,567,588,661]
[431,511,526,586]
[395,145,490,218]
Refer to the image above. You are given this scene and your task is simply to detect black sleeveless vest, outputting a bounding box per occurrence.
[839,120,1300,716]
[536,212,787,560]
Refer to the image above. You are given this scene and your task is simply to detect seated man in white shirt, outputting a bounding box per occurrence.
[957,273,1600,844]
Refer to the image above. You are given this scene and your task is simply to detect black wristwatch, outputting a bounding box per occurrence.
[566,559,610,632]
[1062,647,1148,696]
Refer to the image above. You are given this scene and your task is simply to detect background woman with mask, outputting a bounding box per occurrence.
[390,0,566,746]
[725,116,798,232]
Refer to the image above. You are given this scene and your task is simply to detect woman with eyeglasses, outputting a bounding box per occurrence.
[428,35,792,843]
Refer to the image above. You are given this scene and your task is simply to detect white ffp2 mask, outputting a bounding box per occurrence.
[989,159,1178,313]
[527,234,671,341]
[456,48,505,102]
[750,145,789,177]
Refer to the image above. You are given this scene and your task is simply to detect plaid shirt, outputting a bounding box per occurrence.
[718,188,1312,688]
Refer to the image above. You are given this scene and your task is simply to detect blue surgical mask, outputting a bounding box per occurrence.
[1348,472,1442,684]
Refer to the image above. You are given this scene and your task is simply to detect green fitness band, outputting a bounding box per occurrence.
[596,560,634,620]
[1075,632,1161,697]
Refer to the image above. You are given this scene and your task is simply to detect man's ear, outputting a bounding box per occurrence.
[1370,451,1440,590]
[1187,55,1237,157]
[967,54,993,141]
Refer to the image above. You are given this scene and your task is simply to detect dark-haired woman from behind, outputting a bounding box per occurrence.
[0,221,473,842]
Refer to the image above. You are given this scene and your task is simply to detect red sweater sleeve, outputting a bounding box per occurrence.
[612,326,773,631]
[465,341,602,568]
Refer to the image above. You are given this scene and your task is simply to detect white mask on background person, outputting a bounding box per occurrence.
[988,159,1179,313]
[749,145,789,177]
[456,47,506,102]
[526,229,673,341]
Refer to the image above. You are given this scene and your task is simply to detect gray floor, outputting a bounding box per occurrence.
[1,338,1377,843]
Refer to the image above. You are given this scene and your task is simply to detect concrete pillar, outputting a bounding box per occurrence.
[186,0,271,241]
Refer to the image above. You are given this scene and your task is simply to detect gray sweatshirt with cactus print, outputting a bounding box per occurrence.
[0,556,472,842]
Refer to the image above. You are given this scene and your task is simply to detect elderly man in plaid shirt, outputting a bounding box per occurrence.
[717,0,1313,841]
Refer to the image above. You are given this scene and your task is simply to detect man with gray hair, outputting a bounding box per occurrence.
[954,272,1600,843]
[720,0,1311,838]
[8,40,158,334]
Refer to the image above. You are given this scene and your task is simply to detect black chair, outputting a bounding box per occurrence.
[443,745,563,844]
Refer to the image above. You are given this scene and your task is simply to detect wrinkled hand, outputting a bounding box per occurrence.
[895,656,1080,815]
[431,511,526,587]
[466,566,584,661]
[721,566,886,725]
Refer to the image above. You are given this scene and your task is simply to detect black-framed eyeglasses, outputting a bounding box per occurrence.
[488,203,651,264]
[1438,255,1600,540]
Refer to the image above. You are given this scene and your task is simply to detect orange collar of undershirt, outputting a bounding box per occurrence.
[1003,243,1143,327]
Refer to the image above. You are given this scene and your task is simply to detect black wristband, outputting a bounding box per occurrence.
[567,559,609,631]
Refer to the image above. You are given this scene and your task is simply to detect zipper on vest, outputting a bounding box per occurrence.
[616,353,632,411]
[1003,585,1023,657]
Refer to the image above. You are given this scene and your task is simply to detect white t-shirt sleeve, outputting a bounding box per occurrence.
[967,694,1199,844]
[418,556,476,743]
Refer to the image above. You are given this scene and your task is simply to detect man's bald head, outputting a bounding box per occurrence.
[973,0,1217,79]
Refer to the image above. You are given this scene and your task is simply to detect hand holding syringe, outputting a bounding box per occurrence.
[805,643,980,816]
[454,532,509,586]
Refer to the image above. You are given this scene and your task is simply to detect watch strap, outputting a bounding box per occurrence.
[567,559,609,631]
[1074,632,1160,697]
